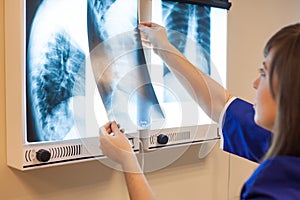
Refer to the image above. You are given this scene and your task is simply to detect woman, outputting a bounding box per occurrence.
[99,22,300,199]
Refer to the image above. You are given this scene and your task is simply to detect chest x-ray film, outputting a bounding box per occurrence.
[152,0,211,102]
[26,0,164,142]
[26,0,88,142]
[87,0,164,131]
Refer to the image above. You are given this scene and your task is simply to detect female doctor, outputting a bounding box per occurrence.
[99,22,300,199]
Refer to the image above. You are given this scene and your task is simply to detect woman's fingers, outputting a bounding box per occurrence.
[139,21,153,27]
[139,21,160,28]
[102,122,112,133]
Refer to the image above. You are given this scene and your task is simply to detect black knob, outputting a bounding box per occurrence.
[157,134,169,144]
[36,149,51,162]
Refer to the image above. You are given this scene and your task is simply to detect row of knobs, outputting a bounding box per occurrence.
[35,134,169,162]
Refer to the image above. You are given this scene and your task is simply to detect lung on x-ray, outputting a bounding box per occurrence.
[26,0,88,142]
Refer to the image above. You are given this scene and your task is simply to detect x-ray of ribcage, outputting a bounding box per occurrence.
[88,0,164,131]
[160,1,211,102]
[26,0,87,142]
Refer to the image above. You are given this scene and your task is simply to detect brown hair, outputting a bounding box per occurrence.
[263,23,300,159]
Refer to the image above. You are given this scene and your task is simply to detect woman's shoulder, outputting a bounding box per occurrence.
[262,155,300,167]
[241,156,300,199]
[249,156,300,184]
[220,97,272,162]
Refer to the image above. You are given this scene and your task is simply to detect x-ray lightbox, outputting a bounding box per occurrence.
[5,0,142,170]
[5,0,230,171]
[138,0,229,152]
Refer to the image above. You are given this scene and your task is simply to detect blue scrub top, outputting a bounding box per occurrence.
[241,156,300,199]
[221,98,271,162]
[221,98,300,199]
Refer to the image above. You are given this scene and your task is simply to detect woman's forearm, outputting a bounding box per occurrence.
[122,155,157,200]
[156,43,231,122]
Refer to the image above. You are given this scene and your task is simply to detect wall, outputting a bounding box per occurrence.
[1,0,300,200]
[227,0,300,101]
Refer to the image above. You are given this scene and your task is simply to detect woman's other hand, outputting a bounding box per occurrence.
[99,121,134,166]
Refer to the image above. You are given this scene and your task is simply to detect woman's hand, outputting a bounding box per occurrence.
[100,122,157,199]
[138,22,171,51]
[99,121,134,167]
